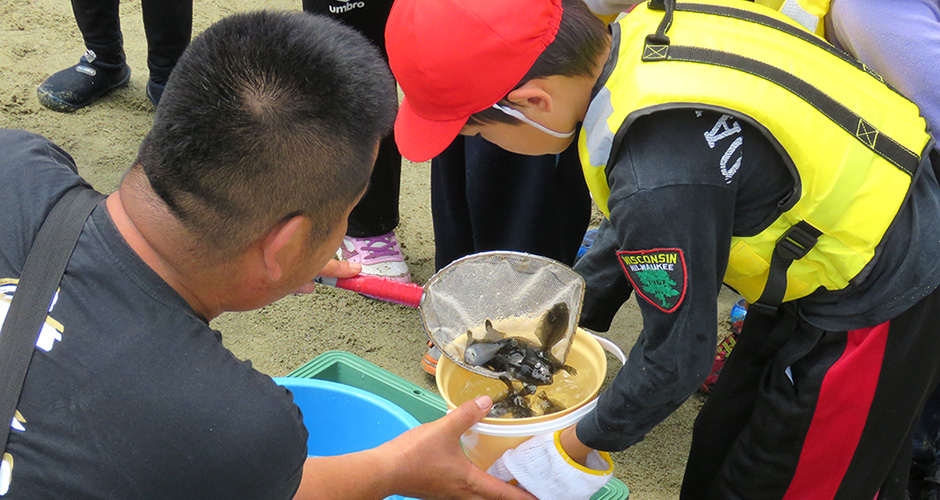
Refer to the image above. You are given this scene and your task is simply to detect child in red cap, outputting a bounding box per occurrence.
[387,0,940,499]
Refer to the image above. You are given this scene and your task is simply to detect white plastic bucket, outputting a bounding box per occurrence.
[438,332,625,469]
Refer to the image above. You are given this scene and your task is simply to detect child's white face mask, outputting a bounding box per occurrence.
[491,103,576,139]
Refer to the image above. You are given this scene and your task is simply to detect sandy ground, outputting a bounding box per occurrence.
[0,1,741,497]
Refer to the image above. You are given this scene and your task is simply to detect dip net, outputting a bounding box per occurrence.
[420,251,585,380]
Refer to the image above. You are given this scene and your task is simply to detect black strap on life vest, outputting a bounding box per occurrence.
[749,221,822,315]
[642,0,922,177]
[646,0,675,45]
[658,1,902,94]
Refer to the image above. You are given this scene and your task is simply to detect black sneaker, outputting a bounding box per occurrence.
[37,50,131,112]
[146,79,166,107]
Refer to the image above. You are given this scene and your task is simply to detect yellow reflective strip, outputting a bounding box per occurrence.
[552,430,614,476]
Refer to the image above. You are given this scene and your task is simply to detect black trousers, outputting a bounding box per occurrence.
[70,0,192,84]
[431,135,592,270]
[302,0,401,237]
[682,289,940,500]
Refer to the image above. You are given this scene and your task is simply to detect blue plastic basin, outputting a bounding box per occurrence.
[274,377,420,500]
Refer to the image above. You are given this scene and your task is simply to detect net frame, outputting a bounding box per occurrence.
[420,251,585,380]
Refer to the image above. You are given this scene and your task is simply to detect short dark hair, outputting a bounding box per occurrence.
[136,11,396,257]
[466,0,608,127]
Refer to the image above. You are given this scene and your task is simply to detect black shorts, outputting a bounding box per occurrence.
[682,288,940,499]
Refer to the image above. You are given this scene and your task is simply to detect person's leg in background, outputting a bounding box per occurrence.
[37,0,131,111]
[429,136,474,271]
[423,134,592,374]
[342,133,407,280]
[431,135,591,271]
[302,0,410,282]
[71,0,124,67]
[140,0,192,106]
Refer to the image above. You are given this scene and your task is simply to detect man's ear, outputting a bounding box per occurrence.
[260,215,308,282]
[506,81,554,113]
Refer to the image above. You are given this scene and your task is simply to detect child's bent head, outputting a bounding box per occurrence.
[387,0,608,162]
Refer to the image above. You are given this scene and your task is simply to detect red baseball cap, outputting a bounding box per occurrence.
[386,0,563,162]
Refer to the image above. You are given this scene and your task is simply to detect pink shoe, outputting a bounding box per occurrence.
[336,231,412,283]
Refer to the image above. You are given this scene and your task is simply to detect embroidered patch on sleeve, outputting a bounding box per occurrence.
[618,248,687,313]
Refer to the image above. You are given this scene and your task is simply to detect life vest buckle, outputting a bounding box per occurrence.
[751,222,821,316]
[775,222,820,261]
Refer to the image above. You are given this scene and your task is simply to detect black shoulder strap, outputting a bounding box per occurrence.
[0,185,104,455]
[749,220,821,316]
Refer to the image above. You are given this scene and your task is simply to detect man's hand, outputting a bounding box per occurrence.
[375,395,539,500]
[295,396,537,500]
[318,259,362,279]
[294,259,361,294]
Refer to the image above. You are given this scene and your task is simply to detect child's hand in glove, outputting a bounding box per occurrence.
[486,428,614,500]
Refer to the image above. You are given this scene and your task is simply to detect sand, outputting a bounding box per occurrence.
[0,2,741,497]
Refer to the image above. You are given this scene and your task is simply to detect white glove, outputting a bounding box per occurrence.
[486,429,614,500]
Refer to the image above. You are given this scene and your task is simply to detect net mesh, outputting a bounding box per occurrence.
[420,251,585,379]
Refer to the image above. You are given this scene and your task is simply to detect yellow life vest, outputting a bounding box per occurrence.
[578,0,933,306]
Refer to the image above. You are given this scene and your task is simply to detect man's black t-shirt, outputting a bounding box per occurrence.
[0,130,307,498]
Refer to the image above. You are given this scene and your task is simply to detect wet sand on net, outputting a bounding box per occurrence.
[0,1,741,497]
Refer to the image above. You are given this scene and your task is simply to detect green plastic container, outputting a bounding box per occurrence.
[289,350,447,423]
[594,477,631,500]
[289,350,629,499]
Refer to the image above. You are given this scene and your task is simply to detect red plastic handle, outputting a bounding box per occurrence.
[330,275,424,308]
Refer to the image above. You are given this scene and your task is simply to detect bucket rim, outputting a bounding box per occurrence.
[446,333,625,435]
[437,328,610,425]
[466,397,599,436]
